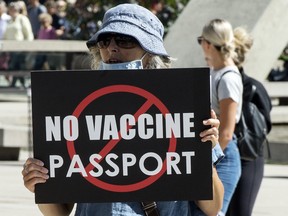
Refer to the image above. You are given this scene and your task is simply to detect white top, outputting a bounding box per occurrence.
[211,65,243,123]
[0,13,11,39]
[3,14,34,41]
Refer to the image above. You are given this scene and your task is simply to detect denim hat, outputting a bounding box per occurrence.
[86,4,169,57]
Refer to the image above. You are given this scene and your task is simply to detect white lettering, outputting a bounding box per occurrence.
[167,152,181,174]
[45,113,196,141]
[105,153,119,177]
[165,113,181,138]
[103,115,119,140]
[155,114,163,138]
[63,116,78,141]
[120,114,135,140]
[183,113,195,138]
[182,151,195,174]
[86,115,102,140]
[89,154,103,177]
[138,114,153,139]
[49,151,196,178]
[49,155,63,177]
[122,153,137,176]
[45,116,61,141]
[66,155,87,177]
[139,152,162,175]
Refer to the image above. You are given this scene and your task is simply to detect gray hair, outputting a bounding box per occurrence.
[88,47,172,70]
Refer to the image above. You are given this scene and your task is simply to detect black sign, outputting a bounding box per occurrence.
[31,68,212,204]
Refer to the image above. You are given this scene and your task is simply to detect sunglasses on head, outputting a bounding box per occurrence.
[97,33,139,49]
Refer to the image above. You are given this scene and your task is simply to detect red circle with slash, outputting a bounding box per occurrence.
[67,85,177,192]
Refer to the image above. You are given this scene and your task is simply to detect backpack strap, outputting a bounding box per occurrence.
[141,202,160,216]
[215,70,237,101]
[246,83,256,101]
[216,71,233,90]
[264,138,271,159]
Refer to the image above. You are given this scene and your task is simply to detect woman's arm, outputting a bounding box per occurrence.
[219,98,238,149]
[195,166,224,216]
[196,110,224,215]
[38,203,74,216]
[22,158,74,215]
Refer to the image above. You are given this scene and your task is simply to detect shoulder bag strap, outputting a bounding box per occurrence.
[141,201,160,216]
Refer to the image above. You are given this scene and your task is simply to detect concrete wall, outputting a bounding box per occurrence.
[164,0,288,81]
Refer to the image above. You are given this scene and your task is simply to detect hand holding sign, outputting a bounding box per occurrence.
[200,110,220,147]
[22,158,49,193]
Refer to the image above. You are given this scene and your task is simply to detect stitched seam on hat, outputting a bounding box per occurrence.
[104,13,163,35]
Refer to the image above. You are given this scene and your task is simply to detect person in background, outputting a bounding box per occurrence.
[17,0,28,16]
[55,0,71,40]
[0,0,10,39]
[27,0,46,38]
[33,12,57,70]
[198,18,242,215]
[22,4,224,216]
[226,27,272,216]
[3,1,34,88]
[37,12,57,39]
[149,0,163,15]
[44,0,65,38]
[44,1,66,69]
[0,0,11,74]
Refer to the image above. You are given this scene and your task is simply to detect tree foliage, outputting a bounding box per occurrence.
[64,0,189,40]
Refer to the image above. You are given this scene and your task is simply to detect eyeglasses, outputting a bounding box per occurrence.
[197,36,212,45]
[197,36,222,51]
[97,33,139,49]
[197,36,204,45]
[198,36,212,46]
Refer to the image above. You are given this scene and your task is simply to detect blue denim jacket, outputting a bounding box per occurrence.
[75,144,224,216]
[75,201,208,216]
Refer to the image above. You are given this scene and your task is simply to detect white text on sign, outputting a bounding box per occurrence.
[49,151,196,178]
[45,113,195,141]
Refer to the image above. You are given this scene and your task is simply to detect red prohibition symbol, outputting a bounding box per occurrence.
[67,85,177,192]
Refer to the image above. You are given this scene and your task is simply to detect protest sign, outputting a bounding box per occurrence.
[31,68,212,203]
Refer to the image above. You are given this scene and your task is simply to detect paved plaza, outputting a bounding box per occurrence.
[0,91,287,216]
[0,151,287,216]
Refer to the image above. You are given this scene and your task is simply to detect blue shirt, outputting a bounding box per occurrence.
[75,144,224,216]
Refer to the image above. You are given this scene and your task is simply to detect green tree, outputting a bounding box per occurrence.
[64,0,189,40]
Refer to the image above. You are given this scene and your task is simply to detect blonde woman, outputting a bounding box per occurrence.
[198,18,242,215]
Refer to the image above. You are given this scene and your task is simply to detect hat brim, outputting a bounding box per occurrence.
[87,21,169,57]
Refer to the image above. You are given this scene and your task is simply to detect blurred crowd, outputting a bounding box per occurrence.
[0,0,83,87]
[1,0,89,41]
[0,0,185,88]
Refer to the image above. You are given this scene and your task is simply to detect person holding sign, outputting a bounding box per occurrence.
[22,4,224,216]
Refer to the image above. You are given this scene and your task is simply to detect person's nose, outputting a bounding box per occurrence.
[106,38,119,52]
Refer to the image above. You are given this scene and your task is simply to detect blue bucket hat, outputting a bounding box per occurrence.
[86,3,169,57]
